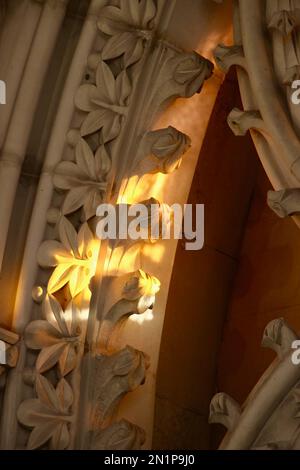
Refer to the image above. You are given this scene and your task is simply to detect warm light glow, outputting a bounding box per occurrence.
[78,306,90,322]
[129,310,154,325]
[89,239,101,275]
[142,243,166,264]
[133,173,167,203]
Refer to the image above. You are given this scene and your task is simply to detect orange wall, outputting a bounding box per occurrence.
[155,69,300,450]
[214,163,300,446]
[154,71,259,450]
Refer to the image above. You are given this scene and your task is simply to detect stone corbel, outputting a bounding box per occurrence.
[18,374,74,450]
[98,270,160,351]
[209,393,241,431]
[262,318,298,358]
[227,108,265,137]
[210,318,300,450]
[267,188,300,218]
[214,44,247,73]
[91,347,149,427]
[146,50,213,121]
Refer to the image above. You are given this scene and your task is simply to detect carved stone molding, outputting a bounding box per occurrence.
[0,0,214,450]
[210,0,300,450]
[210,318,300,450]
[214,0,300,191]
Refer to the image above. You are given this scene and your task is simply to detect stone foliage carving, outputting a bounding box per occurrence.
[98,270,160,350]
[97,0,157,67]
[227,109,264,137]
[137,127,191,175]
[37,217,99,297]
[92,346,149,426]
[75,62,131,140]
[18,374,73,450]
[14,0,213,450]
[91,420,145,450]
[54,138,111,219]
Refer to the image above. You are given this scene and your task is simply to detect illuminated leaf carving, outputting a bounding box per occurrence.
[37,217,99,297]
[98,270,161,349]
[122,269,160,313]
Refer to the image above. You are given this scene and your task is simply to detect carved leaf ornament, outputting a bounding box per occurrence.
[54,138,111,219]
[122,269,160,314]
[75,62,131,140]
[92,420,145,450]
[18,374,73,450]
[14,0,214,451]
[25,295,81,376]
[37,217,99,297]
[97,0,157,66]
